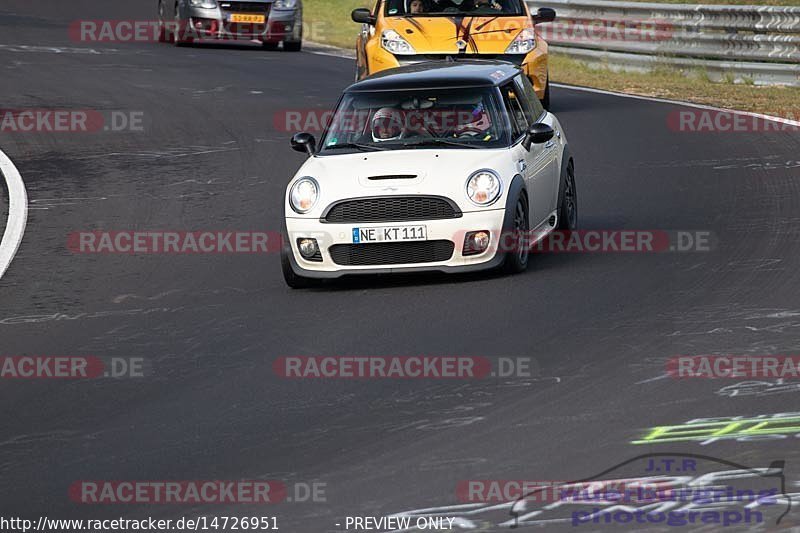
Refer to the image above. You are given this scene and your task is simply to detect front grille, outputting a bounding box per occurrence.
[329,240,454,266]
[220,2,271,14]
[323,196,461,223]
[397,55,525,66]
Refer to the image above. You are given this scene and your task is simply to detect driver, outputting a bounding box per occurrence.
[454,107,492,139]
[371,107,404,142]
[408,0,427,14]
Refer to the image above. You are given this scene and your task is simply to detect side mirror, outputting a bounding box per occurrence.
[532,7,556,24]
[523,123,554,151]
[352,8,376,25]
[291,132,316,156]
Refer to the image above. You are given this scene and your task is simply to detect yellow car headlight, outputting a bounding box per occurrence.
[381,29,416,56]
[505,28,536,54]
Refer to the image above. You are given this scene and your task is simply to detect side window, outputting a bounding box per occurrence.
[500,82,528,141]
[514,74,545,123]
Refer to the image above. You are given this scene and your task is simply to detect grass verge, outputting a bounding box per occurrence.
[304,0,364,49]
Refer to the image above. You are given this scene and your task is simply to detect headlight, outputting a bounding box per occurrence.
[273,0,298,9]
[381,29,416,55]
[189,0,218,8]
[466,170,502,206]
[289,177,320,214]
[505,28,536,54]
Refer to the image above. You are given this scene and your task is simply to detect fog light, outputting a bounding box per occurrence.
[297,238,320,260]
[463,231,490,256]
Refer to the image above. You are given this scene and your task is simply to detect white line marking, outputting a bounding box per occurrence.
[304,42,800,127]
[551,83,800,128]
[0,147,28,281]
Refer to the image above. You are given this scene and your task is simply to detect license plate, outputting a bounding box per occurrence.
[352,225,427,243]
[229,14,265,23]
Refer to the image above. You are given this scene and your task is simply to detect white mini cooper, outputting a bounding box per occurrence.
[281,61,576,288]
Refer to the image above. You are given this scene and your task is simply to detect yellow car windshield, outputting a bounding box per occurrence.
[386,0,526,17]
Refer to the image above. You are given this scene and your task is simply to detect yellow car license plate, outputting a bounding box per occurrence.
[230,14,265,23]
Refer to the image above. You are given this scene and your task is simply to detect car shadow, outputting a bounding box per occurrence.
[168,41,283,52]
[294,250,592,292]
[302,269,501,292]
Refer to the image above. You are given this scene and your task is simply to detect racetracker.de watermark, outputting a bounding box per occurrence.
[668,355,800,379]
[68,231,282,254]
[457,480,779,504]
[273,109,490,134]
[0,356,145,379]
[69,20,330,43]
[667,110,800,133]
[273,356,538,379]
[538,19,674,43]
[69,481,327,504]
[0,110,144,133]
[457,230,715,254]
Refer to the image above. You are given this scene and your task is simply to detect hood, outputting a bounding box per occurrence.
[383,16,530,55]
[291,148,517,215]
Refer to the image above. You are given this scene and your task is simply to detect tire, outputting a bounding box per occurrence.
[281,247,315,289]
[283,20,303,51]
[158,23,169,43]
[173,6,193,47]
[262,42,279,51]
[541,77,551,111]
[556,159,577,230]
[283,40,302,52]
[174,28,194,46]
[157,2,169,43]
[502,195,531,274]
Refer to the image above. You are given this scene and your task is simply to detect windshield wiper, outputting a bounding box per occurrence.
[324,142,384,152]
[404,138,481,149]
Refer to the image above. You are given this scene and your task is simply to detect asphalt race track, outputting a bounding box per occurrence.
[2,1,800,532]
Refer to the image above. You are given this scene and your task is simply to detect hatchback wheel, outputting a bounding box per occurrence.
[556,160,577,231]
[503,195,530,274]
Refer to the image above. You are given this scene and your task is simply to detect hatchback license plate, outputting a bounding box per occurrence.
[352,225,427,243]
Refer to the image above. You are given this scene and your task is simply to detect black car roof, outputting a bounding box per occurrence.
[346,60,520,92]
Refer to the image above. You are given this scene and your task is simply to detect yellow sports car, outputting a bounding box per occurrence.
[352,0,555,108]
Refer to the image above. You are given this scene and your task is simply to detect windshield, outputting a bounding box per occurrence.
[318,87,510,153]
[385,0,526,17]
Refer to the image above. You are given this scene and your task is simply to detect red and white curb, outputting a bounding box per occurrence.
[0,147,28,280]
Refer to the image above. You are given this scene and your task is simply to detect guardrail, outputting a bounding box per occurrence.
[530,0,800,86]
